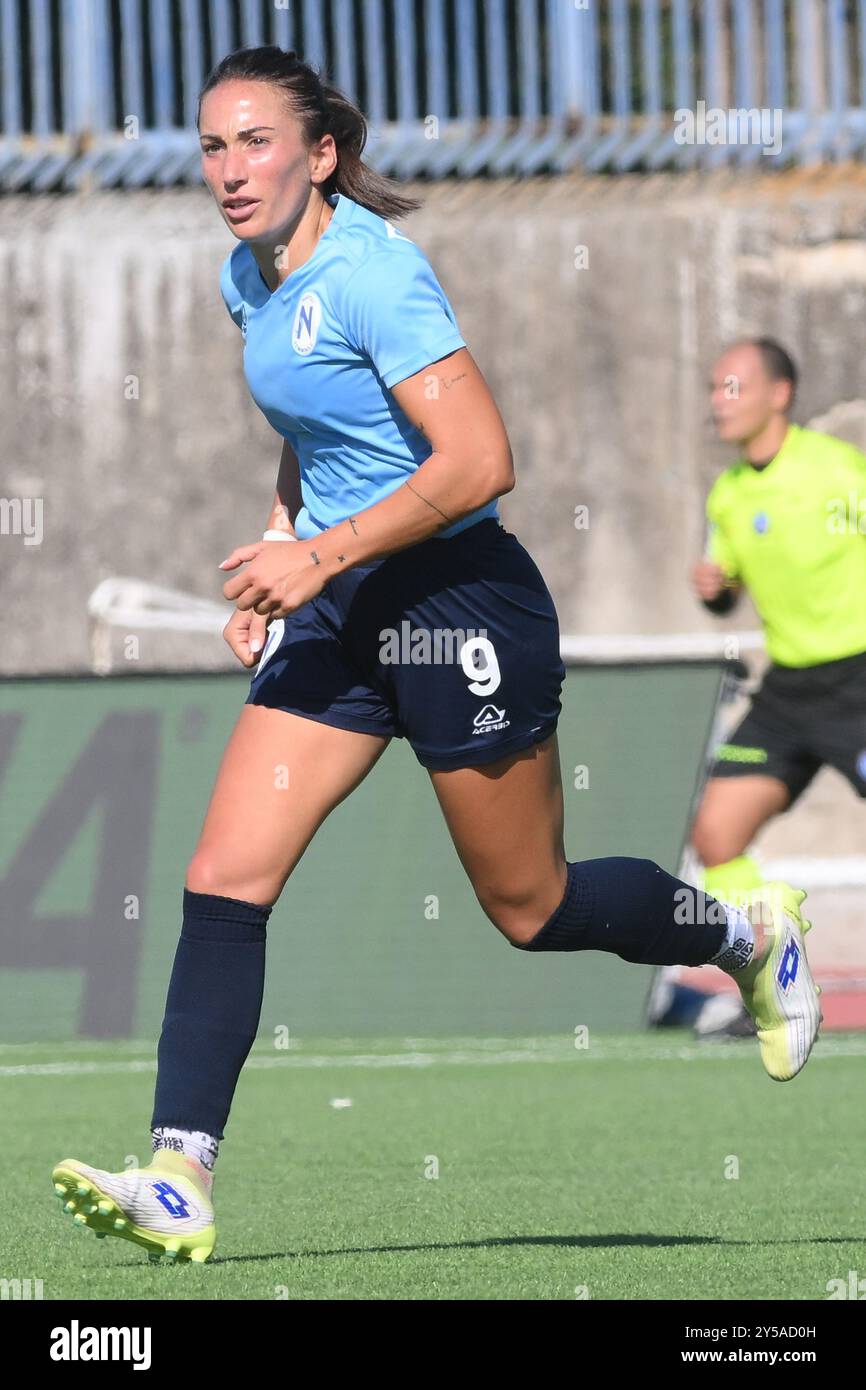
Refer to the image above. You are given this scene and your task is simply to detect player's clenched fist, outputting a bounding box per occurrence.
[691,560,728,601]
[223,607,269,668]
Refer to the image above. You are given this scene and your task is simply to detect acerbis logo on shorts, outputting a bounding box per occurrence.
[292,292,322,355]
[472,705,510,735]
[776,936,800,995]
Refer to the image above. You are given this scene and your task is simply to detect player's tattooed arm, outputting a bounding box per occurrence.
[307,348,514,576]
[404,479,455,526]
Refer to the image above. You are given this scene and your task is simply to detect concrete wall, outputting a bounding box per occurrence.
[4,170,866,674]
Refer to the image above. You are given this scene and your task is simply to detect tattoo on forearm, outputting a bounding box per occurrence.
[442,373,467,390]
[349,517,359,535]
[405,478,454,525]
[310,550,320,566]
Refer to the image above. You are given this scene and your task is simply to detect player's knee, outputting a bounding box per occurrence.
[691,819,739,867]
[185,847,276,907]
[478,883,558,947]
[185,848,227,898]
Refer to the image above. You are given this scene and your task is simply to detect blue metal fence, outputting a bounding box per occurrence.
[1,1,866,190]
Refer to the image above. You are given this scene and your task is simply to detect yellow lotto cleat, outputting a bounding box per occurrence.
[51,1150,216,1263]
[729,881,822,1081]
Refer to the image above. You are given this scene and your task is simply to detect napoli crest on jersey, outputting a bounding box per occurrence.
[292,292,322,355]
[753,510,770,534]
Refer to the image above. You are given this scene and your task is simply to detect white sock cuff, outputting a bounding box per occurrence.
[707,904,755,974]
[151,1126,220,1172]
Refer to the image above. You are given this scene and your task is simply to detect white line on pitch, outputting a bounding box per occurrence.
[2,1038,866,1077]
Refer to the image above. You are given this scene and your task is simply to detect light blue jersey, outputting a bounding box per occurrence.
[220,191,500,541]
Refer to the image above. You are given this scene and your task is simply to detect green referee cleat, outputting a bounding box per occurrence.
[51,1149,216,1263]
[727,881,822,1081]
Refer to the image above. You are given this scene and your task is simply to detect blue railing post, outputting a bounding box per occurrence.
[149,0,173,129]
[671,0,694,114]
[270,0,294,50]
[827,0,849,158]
[332,0,357,99]
[556,0,590,119]
[540,0,599,173]
[181,0,205,129]
[29,0,53,138]
[210,0,233,70]
[795,0,825,163]
[1,0,22,142]
[63,0,85,138]
[362,0,387,132]
[610,0,632,124]
[765,0,787,112]
[240,0,264,48]
[302,0,326,69]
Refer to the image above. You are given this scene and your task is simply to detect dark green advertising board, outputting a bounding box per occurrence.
[0,664,726,1042]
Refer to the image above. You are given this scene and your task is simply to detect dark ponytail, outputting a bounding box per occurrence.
[198,45,422,220]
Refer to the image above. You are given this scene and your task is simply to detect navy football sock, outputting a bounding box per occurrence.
[151,889,270,1140]
[514,858,727,965]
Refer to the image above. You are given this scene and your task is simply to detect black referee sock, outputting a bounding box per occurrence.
[514,858,727,965]
[151,889,270,1141]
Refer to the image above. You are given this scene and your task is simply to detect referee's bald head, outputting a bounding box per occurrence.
[710,338,798,447]
[738,338,798,409]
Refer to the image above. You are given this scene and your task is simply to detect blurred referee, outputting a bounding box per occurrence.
[691,337,866,910]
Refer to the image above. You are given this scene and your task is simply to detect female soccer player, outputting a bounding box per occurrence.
[52,47,821,1264]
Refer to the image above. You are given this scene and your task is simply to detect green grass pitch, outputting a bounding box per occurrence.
[5,1034,864,1301]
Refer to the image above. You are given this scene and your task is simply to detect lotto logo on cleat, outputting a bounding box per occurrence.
[150,1181,196,1220]
[777,936,800,995]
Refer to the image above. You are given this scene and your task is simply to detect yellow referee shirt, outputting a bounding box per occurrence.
[706,424,866,667]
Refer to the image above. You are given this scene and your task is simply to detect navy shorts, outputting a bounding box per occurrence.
[246,518,566,770]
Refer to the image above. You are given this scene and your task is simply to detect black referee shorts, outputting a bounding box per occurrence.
[710,648,866,802]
